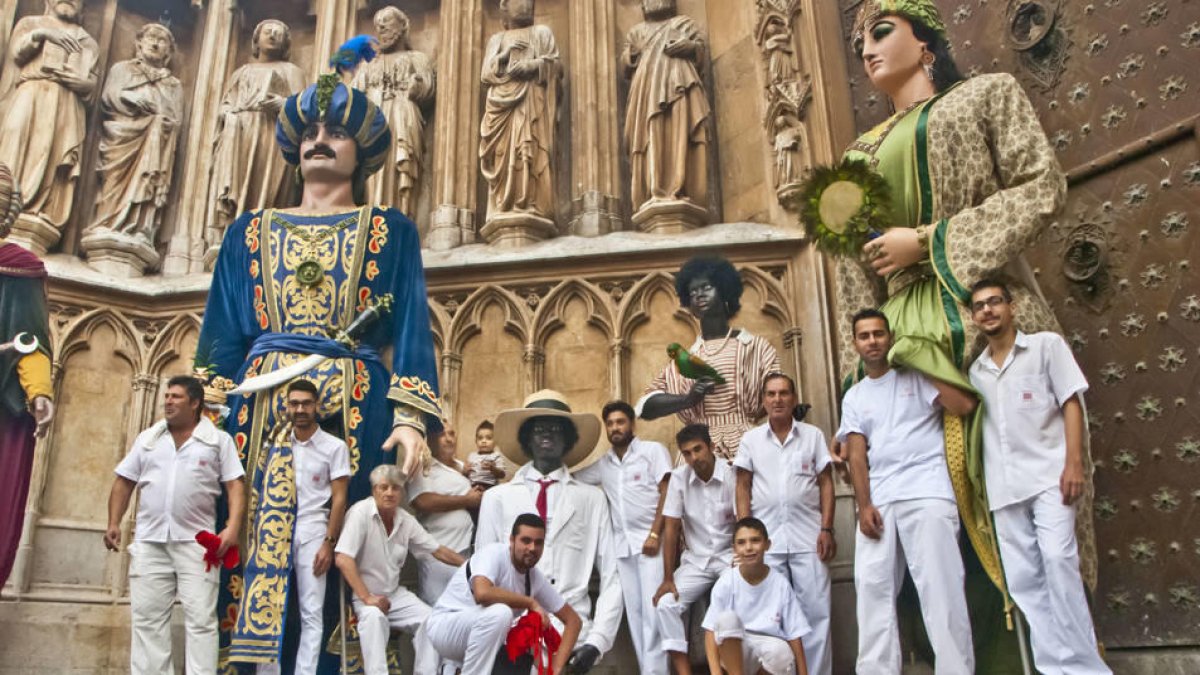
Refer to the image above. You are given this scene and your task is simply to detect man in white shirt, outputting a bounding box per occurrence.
[241,378,351,674]
[702,517,810,675]
[427,513,583,675]
[334,464,465,675]
[735,373,834,675]
[968,280,1110,675]
[653,423,737,675]
[104,375,245,675]
[836,309,978,675]
[409,420,484,604]
[475,389,622,674]
[576,400,672,675]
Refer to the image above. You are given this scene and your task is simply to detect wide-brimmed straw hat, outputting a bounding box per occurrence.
[494,389,602,471]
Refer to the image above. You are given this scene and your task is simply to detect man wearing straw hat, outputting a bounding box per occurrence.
[474,389,623,673]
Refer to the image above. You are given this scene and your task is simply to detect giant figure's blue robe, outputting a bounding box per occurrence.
[197,205,441,673]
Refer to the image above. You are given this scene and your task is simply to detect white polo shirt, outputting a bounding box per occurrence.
[115,417,244,543]
[335,496,438,597]
[434,542,565,616]
[836,368,955,506]
[662,459,736,569]
[408,458,475,552]
[734,421,831,554]
[292,428,352,545]
[701,566,810,640]
[969,331,1089,510]
[575,437,673,558]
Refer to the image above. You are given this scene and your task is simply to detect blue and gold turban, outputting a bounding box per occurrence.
[275,73,392,177]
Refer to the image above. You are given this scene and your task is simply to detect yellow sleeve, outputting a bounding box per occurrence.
[17,351,53,402]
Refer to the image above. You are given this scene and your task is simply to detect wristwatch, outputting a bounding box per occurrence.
[324,535,337,544]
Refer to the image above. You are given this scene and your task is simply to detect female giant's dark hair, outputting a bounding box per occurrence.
[911,19,965,93]
[674,256,744,317]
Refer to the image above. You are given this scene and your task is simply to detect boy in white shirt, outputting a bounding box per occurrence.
[703,517,810,675]
[466,419,508,487]
[968,279,1110,675]
[837,309,978,675]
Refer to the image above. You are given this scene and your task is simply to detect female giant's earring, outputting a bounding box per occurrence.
[921,52,936,82]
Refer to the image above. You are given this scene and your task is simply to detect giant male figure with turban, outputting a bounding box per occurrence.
[196,52,442,671]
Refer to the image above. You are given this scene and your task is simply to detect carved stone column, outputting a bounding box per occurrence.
[522,344,545,396]
[568,0,622,237]
[163,1,237,275]
[428,0,484,250]
[440,351,463,422]
[609,339,627,401]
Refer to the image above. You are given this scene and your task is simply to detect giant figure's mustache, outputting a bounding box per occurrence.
[304,144,337,160]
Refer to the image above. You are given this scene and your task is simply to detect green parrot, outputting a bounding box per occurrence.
[667,342,727,384]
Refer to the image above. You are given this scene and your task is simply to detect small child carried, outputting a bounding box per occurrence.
[465,420,508,489]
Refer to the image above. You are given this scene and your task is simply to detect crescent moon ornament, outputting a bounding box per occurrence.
[2,332,40,354]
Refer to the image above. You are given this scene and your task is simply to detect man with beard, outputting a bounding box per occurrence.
[576,400,672,674]
[104,375,245,675]
[427,513,583,675]
[968,280,1110,674]
[252,378,350,675]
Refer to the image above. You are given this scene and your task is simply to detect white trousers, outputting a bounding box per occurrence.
[256,536,327,675]
[617,553,667,675]
[351,586,438,675]
[994,487,1111,675]
[426,604,515,675]
[655,559,724,654]
[417,554,461,606]
[710,610,796,675]
[768,551,831,675]
[127,540,219,675]
[854,498,973,675]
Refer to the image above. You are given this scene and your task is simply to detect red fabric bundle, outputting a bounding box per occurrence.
[504,611,562,675]
[195,531,240,571]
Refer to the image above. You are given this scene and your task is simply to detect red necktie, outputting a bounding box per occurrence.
[535,478,557,522]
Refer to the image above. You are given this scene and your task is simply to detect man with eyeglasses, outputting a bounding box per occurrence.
[968,280,1111,675]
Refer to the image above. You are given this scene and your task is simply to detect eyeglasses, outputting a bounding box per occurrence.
[971,296,1007,313]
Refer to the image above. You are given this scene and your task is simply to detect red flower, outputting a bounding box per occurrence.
[195,531,240,571]
[504,612,561,675]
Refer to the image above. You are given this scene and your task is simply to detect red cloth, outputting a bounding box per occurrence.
[535,478,557,522]
[0,412,35,586]
[195,530,240,571]
[0,243,47,278]
[505,611,562,675]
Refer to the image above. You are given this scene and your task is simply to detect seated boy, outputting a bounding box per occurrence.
[702,517,810,675]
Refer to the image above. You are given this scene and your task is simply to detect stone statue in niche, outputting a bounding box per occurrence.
[622,0,711,233]
[767,79,811,202]
[755,1,799,86]
[81,23,183,278]
[479,0,561,247]
[352,6,436,218]
[0,0,98,255]
[204,19,305,267]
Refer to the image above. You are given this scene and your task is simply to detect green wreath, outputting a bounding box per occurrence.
[791,159,892,258]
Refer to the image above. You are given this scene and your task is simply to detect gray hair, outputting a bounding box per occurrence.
[369,464,405,488]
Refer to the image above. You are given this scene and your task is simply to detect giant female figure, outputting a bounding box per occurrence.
[832,0,1095,669]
